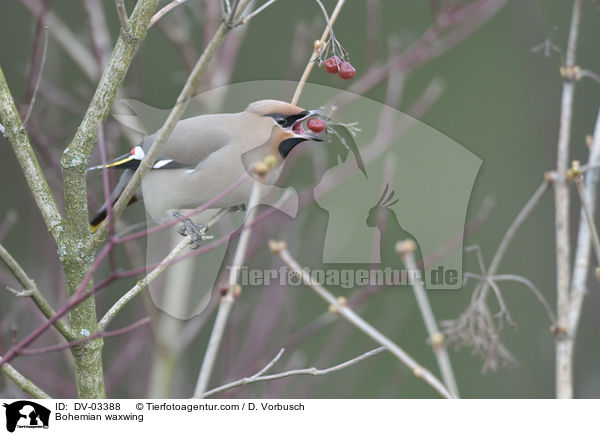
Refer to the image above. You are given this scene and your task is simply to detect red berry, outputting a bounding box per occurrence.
[338,62,356,80]
[323,56,341,74]
[307,118,326,133]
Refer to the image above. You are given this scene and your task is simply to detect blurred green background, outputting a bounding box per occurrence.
[1,0,600,398]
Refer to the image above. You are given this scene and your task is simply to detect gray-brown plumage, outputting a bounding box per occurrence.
[89,100,324,239]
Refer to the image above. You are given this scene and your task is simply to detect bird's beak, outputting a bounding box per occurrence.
[289,109,325,141]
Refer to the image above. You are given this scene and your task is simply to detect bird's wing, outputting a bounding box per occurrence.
[88,113,237,172]
[142,114,234,169]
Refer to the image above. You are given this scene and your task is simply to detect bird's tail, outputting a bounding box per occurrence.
[87,150,143,171]
[89,169,139,233]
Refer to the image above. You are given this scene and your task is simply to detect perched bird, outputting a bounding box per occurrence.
[89,99,325,246]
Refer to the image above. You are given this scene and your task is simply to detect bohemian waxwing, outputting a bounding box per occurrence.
[89,99,324,245]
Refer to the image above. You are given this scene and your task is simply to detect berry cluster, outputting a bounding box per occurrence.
[312,0,356,80]
[322,56,356,80]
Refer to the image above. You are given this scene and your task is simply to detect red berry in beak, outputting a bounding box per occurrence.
[323,56,341,74]
[338,62,356,80]
[307,118,326,133]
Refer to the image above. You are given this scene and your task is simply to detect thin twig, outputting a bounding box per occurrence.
[19,317,150,355]
[223,0,232,17]
[345,0,508,101]
[193,182,263,397]
[554,0,582,400]
[580,69,600,85]
[291,0,347,105]
[84,0,113,69]
[251,348,285,378]
[0,269,131,370]
[63,0,159,248]
[465,245,488,275]
[0,66,63,243]
[580,163,600,173]
[236,0,279,26]
[21,0,49,115]
[149,0,190,28]
[19,0,99,81]
[92,0,253,247]
[490,274,556,325]
[487,181,549,280]
[0,244,75,341]
[486,279,516,329]
[282,198,495,353]
[272,242,455,399]
[399,246,460,398]
[97,239,189,330]
[463,181,549,362]
[114,0,132,35]
[569,106,600,342]
[57,0,159,399]
[98,208,231,330]
[0,358,51,398]
[202,347,384,398]
[574,175,600,270]
[21,26,48,132]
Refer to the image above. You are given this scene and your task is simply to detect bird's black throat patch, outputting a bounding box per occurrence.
[278,137,306,158]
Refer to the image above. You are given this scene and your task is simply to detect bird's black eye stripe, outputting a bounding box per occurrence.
[267,111,309,128]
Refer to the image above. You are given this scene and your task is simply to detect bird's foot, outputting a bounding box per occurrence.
[229,204,246,213]
[173,212,213,249]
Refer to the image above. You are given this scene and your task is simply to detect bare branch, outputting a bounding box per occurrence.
[487,181,549,280]
[56,0,159,399]
[19,318,150,356]
[573,173,600,272]
[555,0,582,400]
[345,0,509,101]
[570,106,600,346]
[193,182,263,397]
[272,242,455,399]
[486,279,517,329]
[0,243,76,341]
[223,0,232,17]
[236,0,279,26]
[19,0,99,81]
[399,245,460,397]
[465,245,488,275]
[251,348,286,378]
[149,0,191,28]
[447,182,549,369]
[98,208,230,330]
[114,0,132,35]
[0,67,63,243]
[291,0,347,105]
[580,69,600,85]
[202,347,385,398]
[0,358,51,399]
[62,0,159,252]
[97,238,189,330]
[21,26,48,132]
[84,0,113,68]
[92,0,254,246]
[488,274,555,324]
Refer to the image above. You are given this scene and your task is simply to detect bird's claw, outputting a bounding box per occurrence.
[229,204,246,213]
[173,212,212,249]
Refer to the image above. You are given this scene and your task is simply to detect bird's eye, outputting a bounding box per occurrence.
[276,117,286,125]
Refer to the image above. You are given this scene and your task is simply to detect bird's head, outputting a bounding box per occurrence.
[246,99,325,158]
